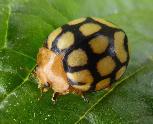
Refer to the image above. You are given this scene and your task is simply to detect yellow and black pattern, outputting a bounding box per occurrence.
[46,17,129,92]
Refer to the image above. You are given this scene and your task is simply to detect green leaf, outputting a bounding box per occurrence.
[0,0,153,123]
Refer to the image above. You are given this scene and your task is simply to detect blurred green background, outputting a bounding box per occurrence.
[0,0,153,124]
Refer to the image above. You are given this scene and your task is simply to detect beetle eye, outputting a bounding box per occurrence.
[44,82,50,88]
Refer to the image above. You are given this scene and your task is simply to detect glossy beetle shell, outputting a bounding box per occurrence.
[43,17,129,92]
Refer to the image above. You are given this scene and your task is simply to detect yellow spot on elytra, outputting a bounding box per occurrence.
[72,83,91,91]
[47,27,62,49]
[95,78,110,91]
[114,31,127,63]
[92,17,117,28]
[68,18,86,25]
[79,23,101,36]
[67,70,93,84]
[57,32,74,50]
[89,35,109,54]
[97,56,116,76]
[67,49,88,67]
[115,66,126,80]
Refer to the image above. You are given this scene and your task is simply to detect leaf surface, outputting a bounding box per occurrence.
[0,0,153,123]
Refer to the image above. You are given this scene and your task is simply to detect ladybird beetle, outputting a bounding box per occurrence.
[36,17,129,102]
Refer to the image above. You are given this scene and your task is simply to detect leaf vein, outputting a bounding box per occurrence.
[7,48,36,61]
[74,65,146,124]
[0,64,37,104]
[3,4,11,49]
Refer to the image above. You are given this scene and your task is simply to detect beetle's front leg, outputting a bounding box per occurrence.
[51,92,60,104]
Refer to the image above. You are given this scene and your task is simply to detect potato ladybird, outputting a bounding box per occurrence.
[36,17,129,102]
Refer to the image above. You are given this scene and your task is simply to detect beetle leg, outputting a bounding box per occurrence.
[68,86,89,102]
[38,85,46,101]
[81,93,89,103]
[51,92,59,104]
[38,82,51,101]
